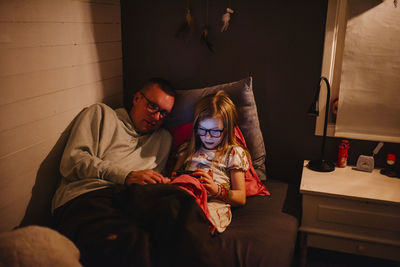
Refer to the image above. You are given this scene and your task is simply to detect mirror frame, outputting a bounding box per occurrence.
[315,0,348,137]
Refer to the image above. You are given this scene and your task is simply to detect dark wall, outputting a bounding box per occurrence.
[121,0,399,184]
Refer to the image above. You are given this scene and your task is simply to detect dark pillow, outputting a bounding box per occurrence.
[163,77,267,180]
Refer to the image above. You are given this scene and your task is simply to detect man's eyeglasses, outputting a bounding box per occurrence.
[197,127,224,138]
[140,92,169,119]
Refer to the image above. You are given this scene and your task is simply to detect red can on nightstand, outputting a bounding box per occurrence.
[337,140,350,168]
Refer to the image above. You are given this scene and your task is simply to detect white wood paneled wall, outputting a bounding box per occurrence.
[0,0,123,232]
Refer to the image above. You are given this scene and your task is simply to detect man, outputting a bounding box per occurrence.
[52,78,218,267]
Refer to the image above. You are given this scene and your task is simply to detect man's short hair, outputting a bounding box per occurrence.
[142,77,176,97]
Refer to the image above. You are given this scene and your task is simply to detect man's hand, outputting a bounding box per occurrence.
[125,170,170,185]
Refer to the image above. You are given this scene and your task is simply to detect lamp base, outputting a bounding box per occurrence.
[307,159,335,172]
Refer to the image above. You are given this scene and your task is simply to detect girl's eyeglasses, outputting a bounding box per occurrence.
[197,127,224,138]
[140,92,169,119]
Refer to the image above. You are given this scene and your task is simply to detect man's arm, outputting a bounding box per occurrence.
[60,104,170,185]
[60,104,130,184]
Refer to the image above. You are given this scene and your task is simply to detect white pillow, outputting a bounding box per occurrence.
[0,225,82,267]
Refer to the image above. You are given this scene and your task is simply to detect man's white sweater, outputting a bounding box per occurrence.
[52,103,172,211]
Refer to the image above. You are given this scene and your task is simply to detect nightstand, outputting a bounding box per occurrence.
[299,161,400,264]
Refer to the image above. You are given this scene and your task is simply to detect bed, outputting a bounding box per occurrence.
[0,77,299,267]
[164,76,300,267]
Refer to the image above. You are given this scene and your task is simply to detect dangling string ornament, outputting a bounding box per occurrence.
[176,0,195,39]
[200,0,214,53]
[221,1,234,32]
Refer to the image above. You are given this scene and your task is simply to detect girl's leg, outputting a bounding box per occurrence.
[122,184,220,267]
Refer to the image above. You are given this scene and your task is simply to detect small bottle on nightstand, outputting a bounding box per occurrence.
[380,154,397,177]
[337,140,349,168]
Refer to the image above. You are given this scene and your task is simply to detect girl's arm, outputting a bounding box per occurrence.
[227,170,246,206]
[196,169,246,207]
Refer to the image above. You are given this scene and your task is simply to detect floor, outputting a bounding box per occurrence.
[304,247,400,267]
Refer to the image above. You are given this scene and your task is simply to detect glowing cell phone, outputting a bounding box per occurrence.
[175,170,201,178]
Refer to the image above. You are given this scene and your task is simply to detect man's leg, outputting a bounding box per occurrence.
[54,184,220,267]
[53,186,152,267]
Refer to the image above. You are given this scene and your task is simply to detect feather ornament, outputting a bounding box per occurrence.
[176,8,195,39]
[200,25,214,53]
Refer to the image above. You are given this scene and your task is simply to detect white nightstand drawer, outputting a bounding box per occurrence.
[307,232,400,261]
[317,203,400,232]
[302,194,400,242]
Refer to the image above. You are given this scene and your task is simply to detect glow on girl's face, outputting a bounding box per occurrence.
[197,116,224,150]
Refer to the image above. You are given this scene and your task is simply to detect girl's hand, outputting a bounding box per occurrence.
[193,169,219,195]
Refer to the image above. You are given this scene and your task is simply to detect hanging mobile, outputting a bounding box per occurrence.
[200,0,214,52]
[221,1,234,32]
[176,0,195,39]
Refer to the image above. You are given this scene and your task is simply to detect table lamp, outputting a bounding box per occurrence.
[307,76,335,172]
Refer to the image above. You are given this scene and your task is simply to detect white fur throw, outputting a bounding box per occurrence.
[0,225,82,267]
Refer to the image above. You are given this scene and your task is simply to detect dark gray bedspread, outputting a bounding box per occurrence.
[215,179,299,267]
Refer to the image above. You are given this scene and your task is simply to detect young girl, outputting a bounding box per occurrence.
[173,90,249,233]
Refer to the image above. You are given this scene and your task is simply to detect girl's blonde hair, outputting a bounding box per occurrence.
[184,90,247,162]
